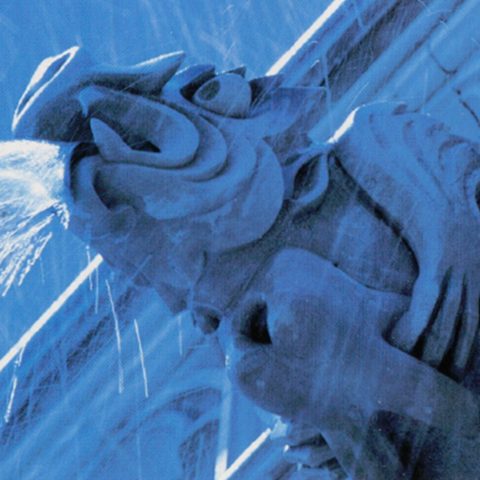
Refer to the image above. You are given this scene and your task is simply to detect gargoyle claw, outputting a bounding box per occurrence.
[333,104,480,381]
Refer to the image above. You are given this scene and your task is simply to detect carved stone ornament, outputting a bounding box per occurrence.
[6,44,480,479]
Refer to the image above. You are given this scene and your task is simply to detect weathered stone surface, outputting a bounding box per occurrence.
[7,42,480,479]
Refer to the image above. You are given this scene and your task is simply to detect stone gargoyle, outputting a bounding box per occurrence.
[5,47,480,479]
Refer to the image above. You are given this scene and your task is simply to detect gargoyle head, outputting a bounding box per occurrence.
[12,47,324,299]
[9,47,480,480]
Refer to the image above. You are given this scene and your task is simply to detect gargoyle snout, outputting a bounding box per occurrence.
[12,46,185,141]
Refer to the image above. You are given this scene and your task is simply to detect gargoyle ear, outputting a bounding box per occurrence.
[192,73,252,118]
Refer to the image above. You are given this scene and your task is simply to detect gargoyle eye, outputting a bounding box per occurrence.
[192,73,252,118]
[196,79,220,101]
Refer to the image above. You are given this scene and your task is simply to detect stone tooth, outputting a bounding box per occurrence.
[90,118,132,164]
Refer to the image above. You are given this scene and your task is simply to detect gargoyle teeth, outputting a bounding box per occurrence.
[90,118,133,165]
